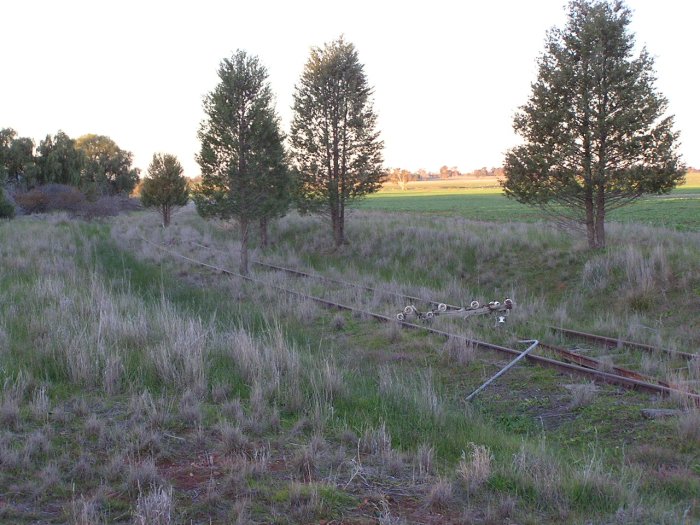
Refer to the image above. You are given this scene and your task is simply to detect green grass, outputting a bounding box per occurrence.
[360,172,700,230]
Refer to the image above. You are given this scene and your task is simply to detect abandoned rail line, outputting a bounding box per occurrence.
[143,238,700,405]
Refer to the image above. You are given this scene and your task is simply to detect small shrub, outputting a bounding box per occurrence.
[15,189,49,213]
[15,184,86,214]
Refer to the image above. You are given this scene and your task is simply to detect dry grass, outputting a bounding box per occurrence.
[441,336,476,365]
[677,410,700,443]
[426,477,453,510]
[67,495,103,525]
[134,485,173,525]
[360,422,392,457]
[568,382,598,409]
[457,443,493,492]
[415,443,434,478]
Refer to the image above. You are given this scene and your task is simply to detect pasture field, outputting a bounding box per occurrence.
[0,206,699,524]
[366,171,700,230]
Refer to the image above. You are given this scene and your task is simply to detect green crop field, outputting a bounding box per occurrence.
[359,171,700,230]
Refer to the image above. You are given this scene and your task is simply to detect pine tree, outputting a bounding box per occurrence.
[290,37,384,247]
[502,0,684,248]
[193,50,288,274]
[140,153,188,227]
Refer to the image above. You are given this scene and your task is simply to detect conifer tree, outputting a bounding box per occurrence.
[503,0,684,248]
[193,50,288,274]
[290,37,384,247]
[140,153,188,227]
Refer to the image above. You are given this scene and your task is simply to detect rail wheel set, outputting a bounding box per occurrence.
[396,298,514,324]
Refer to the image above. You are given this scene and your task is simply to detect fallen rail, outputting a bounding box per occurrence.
[536,341,673,387]
[146,238,700,405]
[548,326,697,360]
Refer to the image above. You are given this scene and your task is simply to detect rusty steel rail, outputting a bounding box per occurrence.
[146,239,700,405]
[548,326,697,360]
[536,341,673,387]
[190,241,462,310]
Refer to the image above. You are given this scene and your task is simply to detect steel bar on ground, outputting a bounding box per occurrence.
[466,340,539,402]
[536,341,673,386]
[548,326,696,360]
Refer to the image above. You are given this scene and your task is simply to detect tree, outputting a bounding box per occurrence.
[388,168,413,190]
[0,129,37,188]
[36,131,85,186]
[290,37,384,247]
[502,0,684,249]
[75,134,140,195]
[140,153,189,227]
[193,50,288,274]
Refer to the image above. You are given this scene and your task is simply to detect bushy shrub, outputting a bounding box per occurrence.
[15,189,49,214]
[15,184,84,214]
[0,190,15,219]
[13,184,140,218]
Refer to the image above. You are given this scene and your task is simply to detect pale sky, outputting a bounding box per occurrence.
[3,0,699,178]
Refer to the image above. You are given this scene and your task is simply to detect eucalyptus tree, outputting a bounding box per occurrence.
[36,131,85,186]
[75,134,140,195]
[502,0,684,248]
[290,37,384,247]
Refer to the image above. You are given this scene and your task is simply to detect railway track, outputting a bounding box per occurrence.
[143,238,700,405]
[189,241,461,310]
[548,326,696,360]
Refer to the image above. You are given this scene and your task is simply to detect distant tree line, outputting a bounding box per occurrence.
[0,128,139,196]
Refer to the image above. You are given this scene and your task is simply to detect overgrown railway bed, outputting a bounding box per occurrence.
[144,237,700,406]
